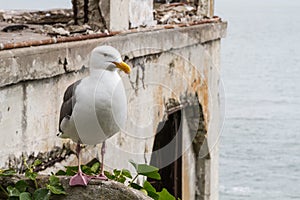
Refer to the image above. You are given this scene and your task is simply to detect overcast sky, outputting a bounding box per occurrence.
[0,0,71,10]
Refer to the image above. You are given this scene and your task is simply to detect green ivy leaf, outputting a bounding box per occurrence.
[113,169,121,177]
[137,164,159,174]
[33,160,42,167]
[48,175,60,186]
[129,160,138,171]
[130,183,142,190]
[82,165,93,175]
[117,176,126,184]
[121,169,132,179]
[104,171,115,180]
[8,197,19,200]
[55,170,66,176]
[7,185,20,197]
[139,189,148,196]
[90,162,100,174]
[25,170,37,181]
[19,192,32,200]
[0,169,16,176]
[129,161,161,180]
[143,181,156,193]
[143,181,159,200]
[142,171,161,180]
[46,185,66,195]
[33,188,50,200]
[157,188,175,200]
[65,166,77,176]
[15,180,28,193]
[47,175,66,195]
[148,191,160,200]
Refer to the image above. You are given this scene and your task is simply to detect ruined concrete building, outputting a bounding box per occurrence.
[71,0,214,30]
[0,0,226,199]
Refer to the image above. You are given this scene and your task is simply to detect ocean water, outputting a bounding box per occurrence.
[215,0,300,199]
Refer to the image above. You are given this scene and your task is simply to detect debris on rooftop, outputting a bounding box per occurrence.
[0,9,73,24]
[154,3,202,25]
[0,9,95,37]
[0,1,220,49]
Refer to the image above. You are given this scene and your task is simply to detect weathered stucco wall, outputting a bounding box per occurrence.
[0,22,226,199]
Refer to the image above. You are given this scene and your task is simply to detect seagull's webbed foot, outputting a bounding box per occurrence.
[92,173,108,181]
[69,171,91,186]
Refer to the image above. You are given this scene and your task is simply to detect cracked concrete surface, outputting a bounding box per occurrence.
[0,22,226,200]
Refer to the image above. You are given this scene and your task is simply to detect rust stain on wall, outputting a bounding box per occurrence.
[153,84,164,122]
[182,152,191,200]
[191,75,209,128]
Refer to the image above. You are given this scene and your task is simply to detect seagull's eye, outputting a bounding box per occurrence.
[103,53,108,57]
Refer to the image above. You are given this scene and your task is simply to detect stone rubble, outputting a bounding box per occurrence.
[0,2,210,38]
[154,3,203,25]
[0,10,98,37]
[0,9,73,24]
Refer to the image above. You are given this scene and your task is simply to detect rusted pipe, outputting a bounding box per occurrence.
[0,17,221,51]
[0,31,121,50]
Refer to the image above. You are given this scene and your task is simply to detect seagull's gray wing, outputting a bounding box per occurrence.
[59,80,81,132]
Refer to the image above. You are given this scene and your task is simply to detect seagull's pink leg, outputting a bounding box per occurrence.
[93,141,108,180]
[69,143,91,186]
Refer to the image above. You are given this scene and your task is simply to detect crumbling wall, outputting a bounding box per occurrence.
[72,0,155,31]
[0,21,226,199]
[71,0,214,30]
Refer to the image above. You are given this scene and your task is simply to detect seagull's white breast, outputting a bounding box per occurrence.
[65,70,127,145]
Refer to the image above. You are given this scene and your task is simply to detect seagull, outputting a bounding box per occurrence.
[57,46,131,186]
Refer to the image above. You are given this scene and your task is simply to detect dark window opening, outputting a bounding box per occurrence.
[149,109,182,199]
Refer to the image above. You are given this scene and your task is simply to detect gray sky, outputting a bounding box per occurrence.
[0,0,71,10]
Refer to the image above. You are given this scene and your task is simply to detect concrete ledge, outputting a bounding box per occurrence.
[0,22,227,88]
[0,175,151,200]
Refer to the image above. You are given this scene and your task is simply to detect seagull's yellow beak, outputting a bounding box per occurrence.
[113,61,131,74]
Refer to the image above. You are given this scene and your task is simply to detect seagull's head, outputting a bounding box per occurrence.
[89,45,131,74]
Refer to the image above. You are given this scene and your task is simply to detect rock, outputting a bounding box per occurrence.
[154,3,202,25]
[2,24,29,32]
[68,24,92,34]
[0,9,73,24]
[49,27,70,36]
[0,175,152,200]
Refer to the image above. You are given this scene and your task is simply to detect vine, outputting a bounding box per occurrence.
[1,158,179,200]
[0,160,66,200]
[57,159,178,200]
